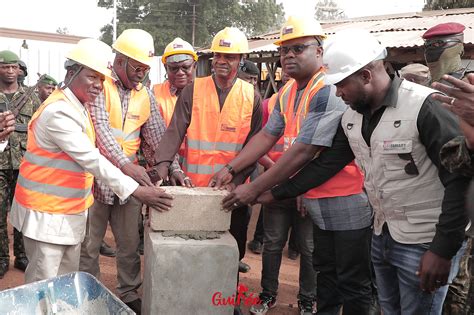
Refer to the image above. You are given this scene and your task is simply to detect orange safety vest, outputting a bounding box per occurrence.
[14,89,95,214]
[183,76,254,187]
[153,80,186,162]
[153,81,177,126]
[266,93,285,162]
[279,70,364,199]
[104,78,151,163]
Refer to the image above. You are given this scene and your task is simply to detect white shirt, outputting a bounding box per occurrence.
[10,88,139,245]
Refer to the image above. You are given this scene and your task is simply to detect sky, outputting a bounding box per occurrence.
[0,0,426,38]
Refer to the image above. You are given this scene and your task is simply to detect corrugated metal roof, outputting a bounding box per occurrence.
[199,8,474,54]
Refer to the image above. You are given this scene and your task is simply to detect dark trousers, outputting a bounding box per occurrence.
[230,206,251,260]
[313,224,373,315]
[253,205,299,252]
[0,169,25,263]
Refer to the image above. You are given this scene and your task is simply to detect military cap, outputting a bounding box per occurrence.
[240,60,259,76]
[400,63,430,78]
[18,60,28,76]
[422,22,465,39]
[38,74,58,86]
[0,50,20,64]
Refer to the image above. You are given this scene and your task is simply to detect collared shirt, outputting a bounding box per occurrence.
[87,73,176,205]
[273,77,470,258]
[266,84,372,230]
[154,75,263,185]
[10,88,138,245]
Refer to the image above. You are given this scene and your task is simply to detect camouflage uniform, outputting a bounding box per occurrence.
[440,136,474,315]
[0,85,41,265]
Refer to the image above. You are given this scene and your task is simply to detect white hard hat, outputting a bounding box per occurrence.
[323,29,387,85]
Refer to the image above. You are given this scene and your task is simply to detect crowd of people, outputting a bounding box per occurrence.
[0,15,473,315]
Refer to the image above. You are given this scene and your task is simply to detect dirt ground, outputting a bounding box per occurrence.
[0,206,301,314]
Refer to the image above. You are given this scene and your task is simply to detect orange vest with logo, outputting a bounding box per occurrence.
[279,70,364,199]
[266,93,285,162]
[14,89,95,214]
[103,78,151,163]
[183,76,254,187]
[153,81,186,161]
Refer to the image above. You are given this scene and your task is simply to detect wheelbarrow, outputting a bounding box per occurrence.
[0,271,135,314]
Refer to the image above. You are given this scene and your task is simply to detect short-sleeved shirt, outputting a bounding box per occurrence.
[265,84,372,231]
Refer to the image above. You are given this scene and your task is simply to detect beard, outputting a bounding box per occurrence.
[350,91,371,114]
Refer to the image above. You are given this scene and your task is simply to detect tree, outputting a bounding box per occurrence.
[424,0,474,10]
[98,0,285,54]
[315,0,346,21]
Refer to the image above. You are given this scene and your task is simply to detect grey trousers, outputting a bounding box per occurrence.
[79,197,142,303]
[23,235,81,284]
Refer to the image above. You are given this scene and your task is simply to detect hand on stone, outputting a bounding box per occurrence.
[122,163,153,186]
[132,186,173,211]
[221,183,258,211]
[208,168,233,189]
[170,169,194,188]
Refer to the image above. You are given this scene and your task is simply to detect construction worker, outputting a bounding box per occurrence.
[9,38,172,284]
[17,60,27,87]
[78,29,185,314]
[212,17,373,315]
[423,22,474,314]
[153,37,197,127]
[268,28,470,315]
[36,74,58,102]
[0,50,41,278]
[152,28,262,308]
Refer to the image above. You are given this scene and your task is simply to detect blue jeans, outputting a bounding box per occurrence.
[371,225,466,315]
[261,198,316,302]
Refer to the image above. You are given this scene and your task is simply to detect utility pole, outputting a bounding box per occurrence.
[187,0,197,46]
[113,0,117,41]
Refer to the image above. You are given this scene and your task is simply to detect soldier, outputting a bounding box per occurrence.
[17,60,28,87]
[423,22,474,314]
[36,74,57,102]
[0,50,41,278]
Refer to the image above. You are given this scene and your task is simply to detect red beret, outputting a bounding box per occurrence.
[423,22,465,39]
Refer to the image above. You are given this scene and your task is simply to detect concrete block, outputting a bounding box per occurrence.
[150,186,231,232]
[143,230,239,315]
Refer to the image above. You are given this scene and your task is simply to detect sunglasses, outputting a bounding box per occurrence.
[424,39,462,48]
[278,42,319,55]
[167,63,194,74]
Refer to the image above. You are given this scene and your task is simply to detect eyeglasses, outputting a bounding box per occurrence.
[278,42,319,55]
[127,61,150,74]
[424,39,462,48]
[167,63,194,74]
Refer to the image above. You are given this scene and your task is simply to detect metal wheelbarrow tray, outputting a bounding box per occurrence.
[0,271,134,314]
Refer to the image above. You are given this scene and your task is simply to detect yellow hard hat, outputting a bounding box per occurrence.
[112,29,155,66]
[274,16,327,46]
[210,27,249,54]
[162,37,198,64]
[66,38,113,79]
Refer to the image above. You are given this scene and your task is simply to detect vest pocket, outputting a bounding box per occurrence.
[382,153,418,180]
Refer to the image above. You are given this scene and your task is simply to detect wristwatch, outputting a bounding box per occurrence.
[224,164,236,176]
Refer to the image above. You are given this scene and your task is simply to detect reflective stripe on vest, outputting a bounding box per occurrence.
[266,93,285,162]
[104,77,151,163]
[279,70,364,199]
[153,81,186,163]
[14,89,95,214]
[183,76,254,187]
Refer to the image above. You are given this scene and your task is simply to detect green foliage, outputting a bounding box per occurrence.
[423,0,474,10]
[98,0,285,54]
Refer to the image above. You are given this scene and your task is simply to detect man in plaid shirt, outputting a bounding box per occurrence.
[78,29,188,314]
